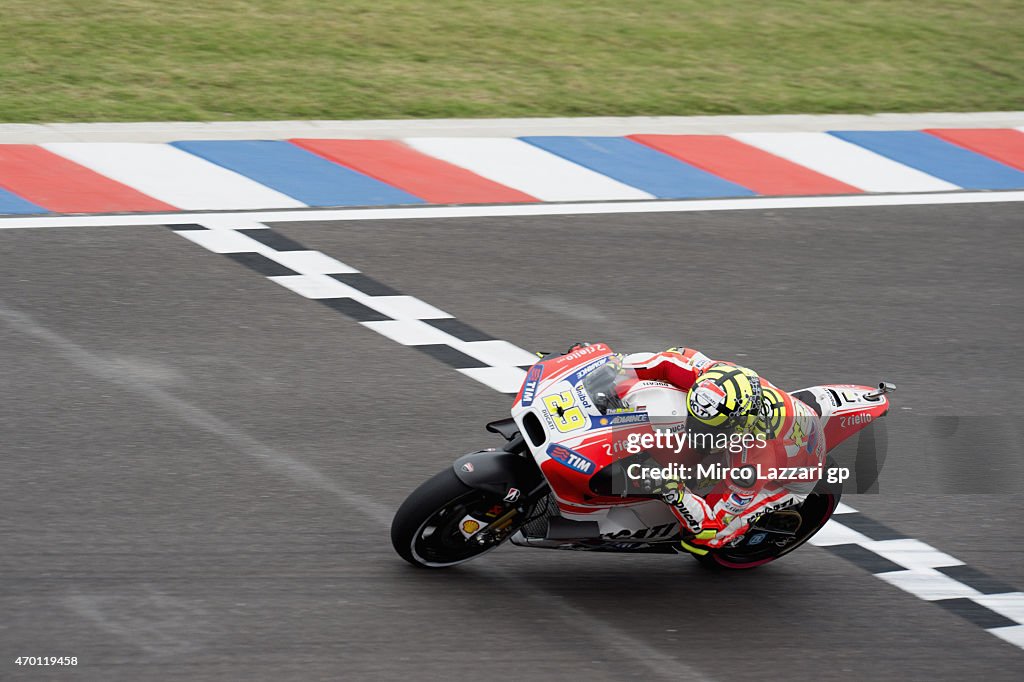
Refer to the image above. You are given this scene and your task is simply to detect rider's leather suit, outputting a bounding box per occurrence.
[622,348,827,550]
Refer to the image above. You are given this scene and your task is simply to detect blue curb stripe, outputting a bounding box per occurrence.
[0,187,47,214]
[520,136,756,198]
[830,131,1024,190]
[171,140,426,206]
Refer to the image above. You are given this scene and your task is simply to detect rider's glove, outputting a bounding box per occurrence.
[694,513,752,549]
[678,514,751,554]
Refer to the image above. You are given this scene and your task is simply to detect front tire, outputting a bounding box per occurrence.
[391,468,514,568]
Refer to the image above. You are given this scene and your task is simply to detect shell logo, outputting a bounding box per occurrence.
[461,519,481,534]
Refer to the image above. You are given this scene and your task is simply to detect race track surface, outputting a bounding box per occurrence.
[2,201,1022,680]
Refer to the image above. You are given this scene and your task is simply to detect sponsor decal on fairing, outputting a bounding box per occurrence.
[839,412,873,428]
[591,412,650,429]
[564,355,612,386]
[520,365,544,407]
[546,443,596,475]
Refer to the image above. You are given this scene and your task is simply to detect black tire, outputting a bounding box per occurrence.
[692,459,843,570]
[391,467,510,569]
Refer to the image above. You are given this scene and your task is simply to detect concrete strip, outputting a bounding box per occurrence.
[1,112,1022,143]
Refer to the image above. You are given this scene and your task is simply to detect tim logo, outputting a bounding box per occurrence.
[547,444,595,475]
[521,365,544,407]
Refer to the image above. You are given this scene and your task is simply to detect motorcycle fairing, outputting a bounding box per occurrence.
[510,346,891,545]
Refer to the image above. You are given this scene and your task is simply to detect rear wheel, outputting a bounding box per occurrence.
[693,461,843,570]
[391,468,525,568]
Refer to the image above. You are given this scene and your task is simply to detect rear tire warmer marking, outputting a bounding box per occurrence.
[169,221,1024,652]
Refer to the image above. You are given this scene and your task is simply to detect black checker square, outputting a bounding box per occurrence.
[225,252,299,277]
[237,229,309,252]
[413,344,489,369]
[824,543,905,575]
[425,318,495,342]
[834,513,906,542]
[318,298,393,322]
[933,598,1018,629]
[329,273,402,297]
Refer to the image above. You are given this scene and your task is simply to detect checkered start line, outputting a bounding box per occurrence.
[172,222,535,394]
[169,220,1024,652]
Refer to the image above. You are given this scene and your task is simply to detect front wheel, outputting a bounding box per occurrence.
[391,468,524,568]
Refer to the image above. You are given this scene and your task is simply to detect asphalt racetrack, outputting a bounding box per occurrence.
[2,201,1022,680]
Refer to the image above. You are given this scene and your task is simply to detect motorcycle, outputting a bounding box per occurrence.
[391,343,893,570]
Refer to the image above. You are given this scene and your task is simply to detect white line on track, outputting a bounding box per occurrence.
[1,190,1023,230]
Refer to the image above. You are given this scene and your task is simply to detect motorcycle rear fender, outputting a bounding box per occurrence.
[453,449,546,498]
[791,383,892,453]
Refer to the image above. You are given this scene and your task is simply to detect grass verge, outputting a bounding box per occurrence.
[2,0,1021,122]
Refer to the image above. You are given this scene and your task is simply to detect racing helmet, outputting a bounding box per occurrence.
[686,363,765,433]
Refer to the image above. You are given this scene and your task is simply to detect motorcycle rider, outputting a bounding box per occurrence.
[620,347,826,555]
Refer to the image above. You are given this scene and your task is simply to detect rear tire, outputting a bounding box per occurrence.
[391,468,511,569]
[692,458,843,570]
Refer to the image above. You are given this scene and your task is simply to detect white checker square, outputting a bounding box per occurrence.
[265,250,358,275]
[368,296,453,321]
[268,274,363,299]
[861,538,964,570]
[974,593,1024,624]
[808,519,873,547]
[177,229,275,255]
[456,340,538,367]
[987,624,1024,649]
[877,569,982,601]
[361,320,461,346]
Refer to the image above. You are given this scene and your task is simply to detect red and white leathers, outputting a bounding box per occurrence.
[622,348,826,550]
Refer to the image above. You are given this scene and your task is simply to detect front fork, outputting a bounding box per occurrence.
[453,430,550,545]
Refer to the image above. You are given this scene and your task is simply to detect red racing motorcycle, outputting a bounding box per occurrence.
[391,343,892,569]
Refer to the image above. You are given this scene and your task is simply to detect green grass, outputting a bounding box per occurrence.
[1,0,1021,123]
